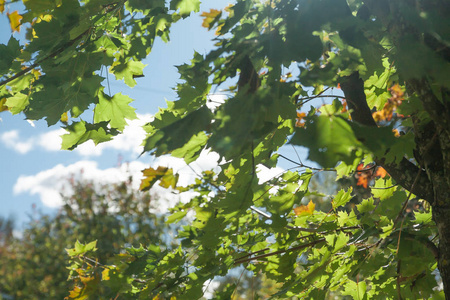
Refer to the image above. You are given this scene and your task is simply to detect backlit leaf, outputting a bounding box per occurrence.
[111,60,146,87]
[294,200,315,216]
[170,0,201,16]
[7,11,22,32]
[332,188,353,209]
[94,92,137,131]
[140,166,178,191]
[61,121,119,150]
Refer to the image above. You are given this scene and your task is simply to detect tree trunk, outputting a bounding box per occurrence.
[340,72,450,298]
[433,205,450,296]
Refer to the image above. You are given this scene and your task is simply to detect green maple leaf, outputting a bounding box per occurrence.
[27,74,103,125]
[290,115,362,168]
[110,59,145,87]
[5,92,28,114]
[65,240,97,257]
[94,92,137,131]
[61,120,119,150]
[170,0,200,16]
[332,188,353,209]
[143,105,212,155]
[171,131,208,163]
[0,36,21,74]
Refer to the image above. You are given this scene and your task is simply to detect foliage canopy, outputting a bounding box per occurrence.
[0,176,174,299]
[1,0,450,298]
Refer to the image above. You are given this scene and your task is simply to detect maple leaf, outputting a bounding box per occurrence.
[392,128,401,137]
[60,112,69,123]
[294,200,315,216]
[355,163,374,189]
[341,99,348,113]
[372,84,405,123]
[355,164,388,188]
[140,166,179,191]
[170,0,201,16]
[375,166,388,178]
[356,174,369,188]
[7,11,22,32]
[61,121,119,150]
[295,112,306,127]
[0,98,8,112]
[201,9,222,30]
[110,60,146,88]
[93,92,136,131]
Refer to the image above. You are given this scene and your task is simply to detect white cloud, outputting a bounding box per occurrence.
[153,149,221,186]
[13,160,149,208]
[206,94,227,111]
[74,114,152,157]
[12,150,221,212]
[0,130,34,154]
[37,129,65,151]
[256,164,284,184]
[0,113,152,157]
[203,279,221,299]
[14,155,285,212]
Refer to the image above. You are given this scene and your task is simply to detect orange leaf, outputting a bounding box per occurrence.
[140,166,178,191]
[356,175,369,189]
[294,200,315,216]
[200,9,221,30]
[341,99,348,113]
[295,112,306,127]
[7,11,22,32]
[375,167,387,178]
[355,163,376,188]
[390,83,404,98]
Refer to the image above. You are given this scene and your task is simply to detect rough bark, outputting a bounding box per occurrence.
[340,72,450,298]
[339,73,434,200]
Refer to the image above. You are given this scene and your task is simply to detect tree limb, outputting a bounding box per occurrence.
[339,72,434,202]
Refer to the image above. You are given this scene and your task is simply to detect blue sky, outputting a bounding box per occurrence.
[0,0,312,228]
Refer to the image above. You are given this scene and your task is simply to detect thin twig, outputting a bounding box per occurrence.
[371,184,399,190]
[250,206,271,219]
[234,238,325,265]
[0,28,92,88]
[393,168,422,226]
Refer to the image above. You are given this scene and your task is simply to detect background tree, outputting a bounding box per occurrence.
[0,175,174,299]
[1,0,449,298]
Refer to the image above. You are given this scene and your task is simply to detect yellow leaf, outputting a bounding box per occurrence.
[0,98,8,112]
[67,285,84,298]
[31,68,41,79]
[101,268,110,281]
[7,11,23,32]
[200,9,221,29]
[0,0,5,13]
[140,166,178,191]
[60,112,69,123]
[294,200,315,216]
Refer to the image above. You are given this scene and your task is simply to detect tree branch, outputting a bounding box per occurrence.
[0,28,92,88]
[339,72,434,202]
[234,238,325,265]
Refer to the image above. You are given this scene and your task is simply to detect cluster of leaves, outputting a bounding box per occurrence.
[2,0,449,298]
[1,0,201,147]
[0,176,175,299]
